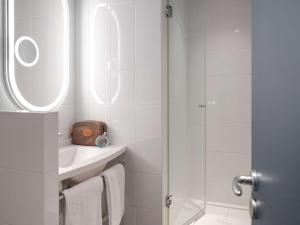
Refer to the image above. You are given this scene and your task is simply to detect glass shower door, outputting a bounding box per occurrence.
[168,0,206,224]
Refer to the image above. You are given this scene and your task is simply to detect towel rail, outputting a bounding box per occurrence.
[59,192,109,223]
[59,161,126,225]
[59,160,126,201]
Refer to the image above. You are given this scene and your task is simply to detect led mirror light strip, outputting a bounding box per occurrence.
[90,3,121,105]
[14,36,40,67]
[6,0,70,112]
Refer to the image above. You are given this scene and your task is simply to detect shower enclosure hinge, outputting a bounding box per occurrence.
[165,5,173,18]
[166,195,173,208]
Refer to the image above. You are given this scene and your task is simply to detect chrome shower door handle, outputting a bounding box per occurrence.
[232,170,258,196]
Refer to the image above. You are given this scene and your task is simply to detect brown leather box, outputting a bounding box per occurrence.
[71,120,107,146]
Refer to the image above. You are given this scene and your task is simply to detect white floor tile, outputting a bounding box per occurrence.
[193,206,250,225]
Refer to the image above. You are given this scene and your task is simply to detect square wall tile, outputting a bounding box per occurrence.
[111,104,135,139]
[206,151,251,179]
[207,126,251,154]
[206,0,251,51]
[206,100,251,127]
[207,75,251,104]
[136,207,162,225]
[7,171,44,225]
[207,50,251,76]
[58,105,76,140]
[76,104,90,121]
[89,103,111,124]
[111,71,135,106]
[0,112,58,173]
[133,138,162,174]
[134,172,162,209]
[121,205,136,225]
[135,105,162,139]
[135,0,162,105]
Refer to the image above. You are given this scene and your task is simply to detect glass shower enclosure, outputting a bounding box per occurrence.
[167,0,206,224]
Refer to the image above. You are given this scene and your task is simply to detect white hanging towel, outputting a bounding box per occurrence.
[63,176,104,225]
[102,164,125,225]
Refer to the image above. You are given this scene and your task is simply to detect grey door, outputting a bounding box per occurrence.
[252,0,300,224]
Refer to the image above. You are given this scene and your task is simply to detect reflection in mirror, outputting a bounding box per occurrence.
[5,0,69,111]
[15,36,39,67]
[90,3,121,105]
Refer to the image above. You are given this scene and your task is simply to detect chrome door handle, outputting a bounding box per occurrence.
[250,198,260,219]
[232,170,258,196]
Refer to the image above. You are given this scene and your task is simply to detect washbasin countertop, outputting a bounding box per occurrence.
[59,144,127,181]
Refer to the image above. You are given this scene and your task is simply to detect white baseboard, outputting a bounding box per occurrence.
[206,201,249,211]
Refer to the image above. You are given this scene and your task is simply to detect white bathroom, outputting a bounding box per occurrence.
[0,0,298,225]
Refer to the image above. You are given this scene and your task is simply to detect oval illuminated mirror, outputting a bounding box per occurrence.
[5,0,70,112]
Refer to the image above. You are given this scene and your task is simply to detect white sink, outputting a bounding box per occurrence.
[59,145,126,182]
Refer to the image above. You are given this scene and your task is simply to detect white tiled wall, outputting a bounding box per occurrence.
[0,112,59,225]
[76,0,163,224]
[206,0,251,206]
[58,0,77,147]
[0,2,75,224]
[0,0,164,223]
